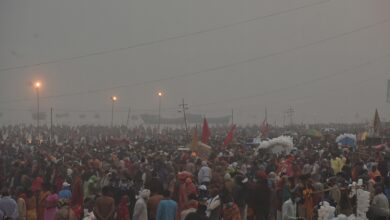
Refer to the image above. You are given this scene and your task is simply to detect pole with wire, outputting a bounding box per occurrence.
[111,96,117,127]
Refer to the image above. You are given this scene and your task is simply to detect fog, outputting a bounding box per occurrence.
[1,0,390,126]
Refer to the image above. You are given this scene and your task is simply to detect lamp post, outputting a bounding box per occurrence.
[34,81,41,141]
[111,96,117,127]
[157,91,163,134]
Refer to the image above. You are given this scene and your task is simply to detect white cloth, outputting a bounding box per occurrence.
[282,199,297,220]
[206,195,221,217]
[133,198,148,220]
[371,193,390,218]
[198,165,212,184]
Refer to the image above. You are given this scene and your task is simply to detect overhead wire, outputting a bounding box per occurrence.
[1,16,390,104]
[0,0,330,73]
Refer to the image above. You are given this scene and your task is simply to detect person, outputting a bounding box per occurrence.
[156,190,177,220]
[0,188,18,220]
[93,186,116,220]
[71,175,84,220]
[26,190,38,220]
[302,183,314,220]
[180,195,198,220]
[133,189,150,220]
[206,189,222,220]
[38,183,51,220]
[198,161,212,186]
[282,190,302,220]
[147,192,164,220]
[222,197,241,220]
[252,177,270,220]
[15,187,26,220]
[58,182,72,200]
[44,186,59,220]
[54,200,77,220]
[369,166,382,180]
[370,187,390,220]
[117,195,131,220]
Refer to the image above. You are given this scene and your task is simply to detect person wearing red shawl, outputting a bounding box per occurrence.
[71,175,84,219]
[117,195,131,220]
[184,178,197,197]
[37,182,50,220]
[173,173,189,220]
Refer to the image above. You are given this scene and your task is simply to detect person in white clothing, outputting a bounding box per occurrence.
[282,191,303,220]
[198,161,212,185]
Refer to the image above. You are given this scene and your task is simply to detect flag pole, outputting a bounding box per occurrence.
[231,109,234,125]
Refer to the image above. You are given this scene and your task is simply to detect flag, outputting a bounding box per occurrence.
[260,119,269,138]
[201,117,211,144]
[223,124,236,146]
[373,109,381,135]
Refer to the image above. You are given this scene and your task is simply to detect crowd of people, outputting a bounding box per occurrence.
[0,124,389,220]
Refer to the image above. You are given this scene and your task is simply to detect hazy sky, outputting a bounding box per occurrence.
[1,0,390,126]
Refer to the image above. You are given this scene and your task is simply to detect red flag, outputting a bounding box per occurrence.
[260,119,269,138]
[201,118,211,144]
[223,125,236,146]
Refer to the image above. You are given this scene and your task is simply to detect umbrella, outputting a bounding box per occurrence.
[336,134,356,148]
[305,129,323,138]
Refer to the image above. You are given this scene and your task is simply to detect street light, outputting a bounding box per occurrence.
[34,81,41,142]
[157,91,163,134]
[111,96,117,127]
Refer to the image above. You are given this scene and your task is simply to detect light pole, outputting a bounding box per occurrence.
[157,91,163,134]
[111,96,117,127]
[34,81,41,141]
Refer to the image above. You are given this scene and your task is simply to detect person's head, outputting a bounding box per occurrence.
[140,189,151,200]
[102,186,111,196]
[1,188,10,197]
[42,182,51,191]
[162,190,171,198]
[372,165,377,172]
[374,176,382,183]
[15,187,24,197]
[375,186,383,195]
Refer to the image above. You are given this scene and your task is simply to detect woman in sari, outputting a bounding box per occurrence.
[26,190,38,220]
[38,183,51,220]
[44,186,59,220]
[71,175,84,219]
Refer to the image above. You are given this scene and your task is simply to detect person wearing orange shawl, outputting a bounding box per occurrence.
[71,175,84,219]
[37,183,51,220]
[302,183,314,220]
[26,190,37,220]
